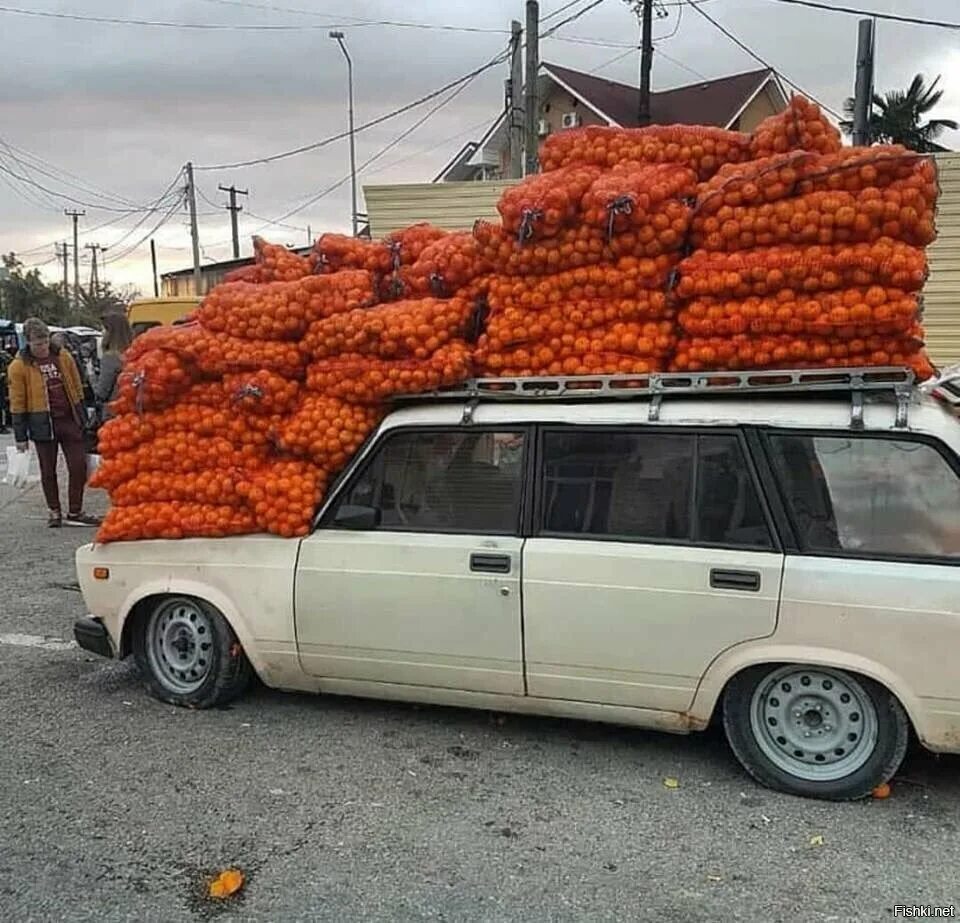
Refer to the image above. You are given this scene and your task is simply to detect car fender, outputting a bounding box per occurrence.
[118,577,272,683]
[687,642,928,739]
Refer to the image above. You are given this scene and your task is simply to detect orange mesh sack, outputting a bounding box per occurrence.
[676,240,928,300]
[385,223,449,262]
[749,95,842,158]
[401,232,492,298]
[488,255,677,310]
[497,166,602,241]
[302,296,473,361]
[305,340,473,404]
[314,233,393,274]
[582,163,697,237]
[475,342,663,378]
[672,329,930,376]
[111,468,247,508]
[181,369,300,415]
[691,181,937,252]
[113,349,197,413]
[276,394,382,472]
[678,288,920,339]
[698,148,937,214]
[474,220,679,277]
[251,236,315,281]
[236,459,328,538]
[97,503,259,543]
[539,125,751,179]
[479,317,675,359]
[196,271,377,340]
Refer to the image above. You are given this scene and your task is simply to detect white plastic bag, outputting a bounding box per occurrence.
[4,446,31,488]
[86,453,101,481]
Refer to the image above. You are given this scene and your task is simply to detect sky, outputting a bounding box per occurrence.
[0,0,957,296]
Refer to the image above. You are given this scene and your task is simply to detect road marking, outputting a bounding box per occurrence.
[0,633,77,651]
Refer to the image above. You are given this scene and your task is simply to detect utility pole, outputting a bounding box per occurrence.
[85,243,106,298]
[507,19,524,179]
[524,0,540,176]
[218,183,248,259]
[65,208,84,309]
[307,224,313,246]
[852,18,875,147]
[330,31,359,237]
[150,238,159,297]
[58,242,69,303]
[185,162,202,296]
[639,0,654,126]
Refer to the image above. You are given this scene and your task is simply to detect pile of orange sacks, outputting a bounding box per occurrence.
[92,95,942,542]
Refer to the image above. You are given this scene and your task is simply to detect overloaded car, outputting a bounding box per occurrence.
[75,366,960,800]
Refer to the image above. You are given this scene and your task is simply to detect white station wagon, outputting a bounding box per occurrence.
[76,367,960,801]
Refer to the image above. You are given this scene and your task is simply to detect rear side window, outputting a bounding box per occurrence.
[540,430,773,549]
[767,434,960,559]
[330,429,526,535]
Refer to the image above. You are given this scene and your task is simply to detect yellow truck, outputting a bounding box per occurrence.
[127,296,201,337]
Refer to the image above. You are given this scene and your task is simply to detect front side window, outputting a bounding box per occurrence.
[330,429,526,534]
[767,434,960,559]
[540,429,772,549]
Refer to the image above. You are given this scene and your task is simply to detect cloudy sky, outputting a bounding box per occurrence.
[0,0,957,295]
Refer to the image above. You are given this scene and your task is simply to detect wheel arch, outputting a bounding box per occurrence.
[117,579,268,682]
[687,644,927,743]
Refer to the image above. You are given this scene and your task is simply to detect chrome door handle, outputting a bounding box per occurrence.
[710,569,761,592]
[470,553,511,574]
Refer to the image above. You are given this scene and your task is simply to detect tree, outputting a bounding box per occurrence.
[0,253,70,324]
[842,73,958,152]
[78,282,139,326]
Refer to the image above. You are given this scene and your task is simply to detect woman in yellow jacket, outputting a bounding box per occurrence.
[7,317,100,527]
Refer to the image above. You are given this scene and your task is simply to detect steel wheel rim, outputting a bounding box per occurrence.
[145,599,214,694]
[750,666,878,782]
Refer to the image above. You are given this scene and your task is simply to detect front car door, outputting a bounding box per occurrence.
[295,426,529,695]
[522,427,785,712]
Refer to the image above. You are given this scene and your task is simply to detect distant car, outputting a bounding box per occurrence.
[75,367,960,801]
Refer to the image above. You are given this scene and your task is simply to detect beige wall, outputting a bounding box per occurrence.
[540,85,608,134]
[922,152,960,368]
[731,84,781,132]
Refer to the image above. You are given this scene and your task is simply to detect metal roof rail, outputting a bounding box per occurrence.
[393,366,918,429]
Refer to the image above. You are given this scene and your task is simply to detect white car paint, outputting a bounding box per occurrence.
[76,389,960,751]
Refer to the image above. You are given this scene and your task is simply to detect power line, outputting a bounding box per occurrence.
[541,0,609,37]
[196,44,511,171]
[105,198,186,265]
[542,0,591,21]
[687,0,843,119]
[768,0,960,30]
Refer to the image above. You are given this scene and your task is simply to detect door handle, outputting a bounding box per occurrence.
[710,569,761,592]
[470,553,511,575]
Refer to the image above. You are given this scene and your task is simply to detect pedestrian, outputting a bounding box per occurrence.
[94,313,132,421]
[6,317,100,528]
[0,347,10,433]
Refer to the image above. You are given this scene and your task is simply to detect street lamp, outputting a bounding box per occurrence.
[330,30,358,238]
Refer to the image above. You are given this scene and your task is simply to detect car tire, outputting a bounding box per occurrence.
[722,663,909,801]
[133,596,252,709]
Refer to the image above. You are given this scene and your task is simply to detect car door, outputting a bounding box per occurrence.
[522,427,784,713]
[295,426,529,695]
[760,429,960,710]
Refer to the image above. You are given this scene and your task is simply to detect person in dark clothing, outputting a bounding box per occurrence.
[7,317,100,528]
[94,313,133,421]
[0,348,10,433]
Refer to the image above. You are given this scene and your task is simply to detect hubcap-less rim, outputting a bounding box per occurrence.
[146,600,214,694]
[750,666,878,782]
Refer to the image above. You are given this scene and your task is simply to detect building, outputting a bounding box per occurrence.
[437,63,788,182]
[161,247,313,297]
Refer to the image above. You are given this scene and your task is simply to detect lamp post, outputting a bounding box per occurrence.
[330,30,358,238]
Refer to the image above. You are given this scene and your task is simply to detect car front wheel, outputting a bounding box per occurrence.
[133,596,253,709]
[722,664,909,801]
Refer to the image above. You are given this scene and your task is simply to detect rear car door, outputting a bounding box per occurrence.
[295,426,529,695]
[522,427,784,712]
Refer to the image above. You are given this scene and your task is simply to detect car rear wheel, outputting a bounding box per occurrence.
[722,664,909,800]
[133,596,252,709]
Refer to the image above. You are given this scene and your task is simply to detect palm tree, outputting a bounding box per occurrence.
[841,73,957,152]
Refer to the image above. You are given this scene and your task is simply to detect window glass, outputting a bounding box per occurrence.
[541,430,773,548]
[697,435,773,549]
[331,430,525,534]
[768,434,960,558]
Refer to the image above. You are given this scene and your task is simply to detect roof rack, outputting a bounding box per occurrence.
[399,366,918,430]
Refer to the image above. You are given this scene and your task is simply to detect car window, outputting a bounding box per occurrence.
[768,434,960,559]
[540,430,773,549]
[330,429,526,535]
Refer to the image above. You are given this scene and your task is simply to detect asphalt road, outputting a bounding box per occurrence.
[1,434,959,922]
